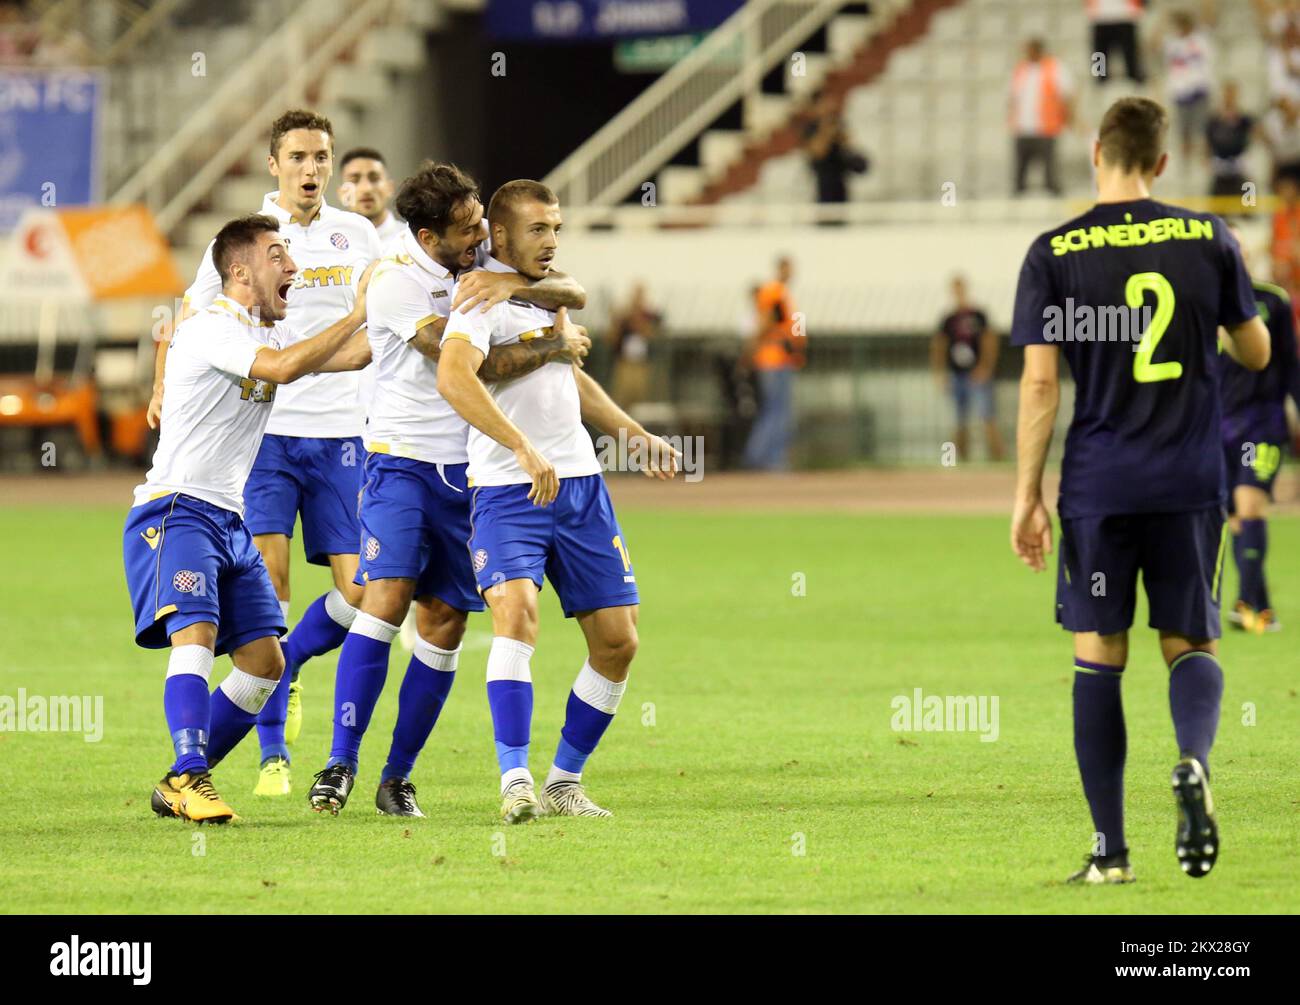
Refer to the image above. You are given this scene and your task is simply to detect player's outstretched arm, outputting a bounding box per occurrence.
[437,338,558,505]
[146,300,198,429]
[574,365,680,480]
[452,269,587,313]
[315,327,372,372]
[249,262,375,383]
[1011,344,1059,572]
[1222,315,1271,371]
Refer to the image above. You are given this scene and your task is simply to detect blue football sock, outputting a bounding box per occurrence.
[382,640,458,783]
[1073,659,1127,857]
[256,590,356,757]
[328,613,398,773]
[550,662,627,778]
[1168,650,1224,776]
[164,645,214,776]
[207,689,257,767]
[1235,519,1269,611]
[487,637,535,778]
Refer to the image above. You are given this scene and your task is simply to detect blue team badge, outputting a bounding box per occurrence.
[172,570,200,593]
[365,536,380,561]
[330,232,349,250]
[473,548,488,573]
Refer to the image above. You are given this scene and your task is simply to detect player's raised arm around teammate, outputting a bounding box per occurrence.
[232,239,372,385]
[451,265,586,314]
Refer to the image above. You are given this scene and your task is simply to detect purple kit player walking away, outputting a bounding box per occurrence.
[1009,97,1270,884]
[123,215,371,823]
[305,163,591,817]
[438,180,681,823]
[1217,229,1300,635]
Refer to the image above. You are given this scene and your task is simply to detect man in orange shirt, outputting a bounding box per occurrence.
[1009,38,1075,196]
[743,256,804,470]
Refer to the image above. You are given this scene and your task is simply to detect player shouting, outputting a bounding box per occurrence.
[124,215,371,823]
[156,110,383,798]
[307,163,590,816]
[438,180,680,824]
[1010,98,1270,883]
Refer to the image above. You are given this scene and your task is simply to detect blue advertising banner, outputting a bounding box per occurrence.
[0,70,101,233]
[486,0,744,41]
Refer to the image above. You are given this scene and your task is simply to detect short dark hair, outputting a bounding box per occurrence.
[395,161,480,237]
[212,214,280,284]
[487,179,558,228]
[1098,96,1168,174]
[269,109,334,158]
[339,147,387,173]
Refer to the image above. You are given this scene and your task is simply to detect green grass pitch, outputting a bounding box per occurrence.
[1,500,1296,914]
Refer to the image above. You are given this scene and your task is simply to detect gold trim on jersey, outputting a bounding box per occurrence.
[210,297,276,329]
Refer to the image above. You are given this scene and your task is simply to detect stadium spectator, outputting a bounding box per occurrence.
[932,276,1005,462]
[1270,173,1300,309]
[1086,0,1147,85]
[1261,0,1300,106]
[1009,39,1074,196]
[1262,97,1300,186]
[1154,9,1215,163]
[801,88,868,218]
[1206,81,1261,198]
[743,257,804,471]
[606,282,661,408]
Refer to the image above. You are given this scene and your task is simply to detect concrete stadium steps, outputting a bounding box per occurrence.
[692,0,960,207]
[711,0,1273,206]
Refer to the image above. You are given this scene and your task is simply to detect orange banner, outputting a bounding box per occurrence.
[55,205,183,299]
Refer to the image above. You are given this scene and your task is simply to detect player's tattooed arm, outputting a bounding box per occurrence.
[477,321,591,381]
[407,314,590,381]
[408,317,448,361]
[514,270,586,311]
[438,338,559,506]
[452,269,587,313]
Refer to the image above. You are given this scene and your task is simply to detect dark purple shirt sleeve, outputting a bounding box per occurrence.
[1010,239,1054,346]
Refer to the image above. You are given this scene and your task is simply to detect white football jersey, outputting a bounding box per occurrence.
[184,192,381,438]
[442,255,600,487]
[135,296,286,515]
[374,211,407,251]
[364,229,491,464]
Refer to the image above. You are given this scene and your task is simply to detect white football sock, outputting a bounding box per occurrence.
[167,644,213,682]
[220,668,279,715]
[324,588,359,628]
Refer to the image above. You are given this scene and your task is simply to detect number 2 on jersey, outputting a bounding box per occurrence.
[1127,271,1182,383]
